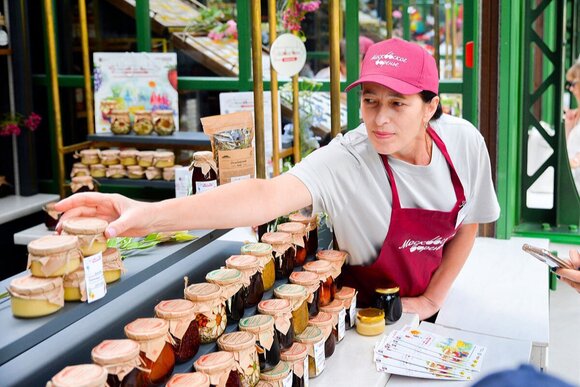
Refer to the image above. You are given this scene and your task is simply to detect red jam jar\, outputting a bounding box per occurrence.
[276,222,308,267]
[206,268,245,322]
[289,271,321,318]
[217,331,260,387]
[303,260,336,307]
[308,311,336,358]
[225,255,264,308]
[47,364,108,387]
[261,232,294,280]
[335,286,358,330]
[190,151,218,194]
[316,250,348,290]
[124,318,176,386]
[258,298,294,351]
[320,299,347,343]
[239,314,281,372]
[166,372,210,387]
[288,211,318,256]
[194,351,243,387]
[91,339,145,387]
[154,299,201,363]
[184,282,227,344]
[280,342,309,387]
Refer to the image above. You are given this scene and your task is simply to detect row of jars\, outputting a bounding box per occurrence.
[73,149,176,170]
[102,107,175,136]
[70,166,179,190]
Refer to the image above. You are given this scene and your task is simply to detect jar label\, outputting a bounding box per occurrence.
[196,180,217,194]
[313,340,325,375]
[349,294,357,328]
[303,356,310,387]
[338,307,346,341]
[282,369,293,387]
[0,31,8,46]
[83,252,107,303]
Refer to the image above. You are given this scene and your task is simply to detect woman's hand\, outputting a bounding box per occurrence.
[556,249,580,293]
[402,295,440,321]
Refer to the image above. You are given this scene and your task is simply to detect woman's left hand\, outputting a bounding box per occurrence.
[402,295,440,321]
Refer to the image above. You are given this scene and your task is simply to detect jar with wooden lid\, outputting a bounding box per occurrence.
[155,299,200,363]
[145,166,162,180]
[303,260,335,307]
[226,255,264,308]
[102,247,124,284]
[99,149,120,166]
[190,151,218,194]
[78,149,100,165]
[273,284,308,336]
[217,331,260,387]
[110,110,131,135]
[154,151,175,168]
[206,268,245,322]
[276,222,307,267]
[119,149,138,166]
[308,311,336,358]
[294,325,325,379]
[258,299,294,350]
[335,286,358,330]
[260,232,294,280]
[184,282,227,343]
[355,308,385,336]
[43,202,60,231]
[133,110,154,135]
[241,242,275,291]
[90,164,106,179]
[163,166,177,181]
[279,342,309,387]
[71,175,98,194]
[8,275,64,318]
[47,364,108,387]
[153,110,175,135]
[239,314,281,372]
[320,299,347,343]
[124,318,175,385]
[106,164,126,179]
[289,271,321,318]
[194,351,243,387]
[61,217,108,256]
[316,250,347,290]
[258,361,292,387]
[70,162,90,178]
[167,372,210,387]
[288,211,318,256]
[127,165,145,180]
[27,235,81,277]
[91,339,145,387]
[137,150,155,167]
[63,266,86,302]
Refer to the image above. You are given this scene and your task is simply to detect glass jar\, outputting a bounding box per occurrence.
[163,166,177,181]
[100,100,118,122]
[355,308,385,336]
[206,268,245,322]
[289,271,321,318]
[225,255,264,308]
[110,110,131,135]
[42,202,60,231]
[145,166,162,180]
[288,212,318,257]
[119,149,139,166]
[102,248,124,284]
[184,282,227,343]
[279,342,308,387]
[90,164,106,179]
[239,314,281,372]
[258,361,292,387]
[375,286,403,325]
[78,149,100,165]
[303,260,336,307]
[137,151,155,167]
[194,351,243,387]
[106,165,127,179]
[335,286,358,330]
[133,110,154,135]
[70,162,90,178]
[91,339,145,387]
[316,250,347,290]
[217,331,260,387]
[273,284,308,336]
[47,364,108,387]
[124,318,176,386]
[319,300,347,343]
[61,217,108,256]
[308,311,336,358]
[258,299,294,350]
[294,325,325,379]
[8,275,64,318]
[99,149,120,166]
[154,151,176,168]
[154,299,201,363]
[27,235,81,277]
[190,151,218,194]
[276,222,307,267]
[63,266,86,302]
[127,165,145,180]
[153,110,176,135]
[260,232,294,280]
[71,176,98,194]
[241,243,275,291]
[167,372,211,387]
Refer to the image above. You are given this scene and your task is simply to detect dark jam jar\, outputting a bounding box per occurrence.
[375,286,403,324]
[289,211,318,257]
[239,314,281,372]
[303,260,336,307]
[261,232,295,280]
[190,151,218,194]
[316,250,347,291]
[308,311,336,358]
[206,268,245,322]
[289,271,321,318]
[225,255,264,308]
[280,342,309,387]
[258,299,295,350]
[91,339,145,387]
[277,222,308,267]
[194,351,243,387]
[154,299,201,363]
[43,202,60,231]
[217,332,260,387]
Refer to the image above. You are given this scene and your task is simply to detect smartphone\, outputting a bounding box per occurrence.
[522,244,574,270]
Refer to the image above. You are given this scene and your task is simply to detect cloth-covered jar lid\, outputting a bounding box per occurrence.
[62,217,108,235]
[28,235,79,256]
[48,364,108,387]
[124,318,169,341]
[91,339,140,365]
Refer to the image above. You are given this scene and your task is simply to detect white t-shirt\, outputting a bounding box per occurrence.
[567,122,580,193]
[288,114,501,266]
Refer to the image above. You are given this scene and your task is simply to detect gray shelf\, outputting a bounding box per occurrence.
[95,178,174,189]
[87,131,211,147]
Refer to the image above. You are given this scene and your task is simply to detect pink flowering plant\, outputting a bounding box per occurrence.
[281,0,320,39]
[0,112,42,137]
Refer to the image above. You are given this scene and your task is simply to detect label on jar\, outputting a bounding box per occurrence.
[303,356,310,387]
[195,180,217,194]
[83,252,107,303]
[313,340,325,375]
[338,307,346,341]
[349,294,357,328]
[282,369,293,387]
[0,30,8,47]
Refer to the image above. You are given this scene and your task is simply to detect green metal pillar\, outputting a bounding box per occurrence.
[135,0,151,52]
[345,0,360,130]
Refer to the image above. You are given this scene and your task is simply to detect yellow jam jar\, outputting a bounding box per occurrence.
[133,110,154,135]
[241,242,276,291]
[154,151,175,168]
[163,166,177,181]
[127,165,145,180]
[8,275,64,318]
[61,217,108,256]
[27,235,82,277]
[145,166,162,180]
[78,148,100,165]
[294,325,326,379]
[47,364,108,387]
[90,164,106,179]
[166,372,210,387]
[184,282,227,344]
[106,164,127,179]
[137,150,155,167]
[355,308,385,336]
[110,109,131,135]
[63,266,86,301]
[102,247,124,283]
[119,149,139,166]
[70,162,90,178]
[273,284,309,336]
[99,149,120,166]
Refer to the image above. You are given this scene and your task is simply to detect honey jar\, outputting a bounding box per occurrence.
[154,299,201,363]
[241,242,275,291]
[217,331,260,387]
[194,351,243,387]
[355,308,385,336]
[294,325,325,379]
[102,248,124,284]
[99,149,120,166]
[127,165,145,180]
[153,151,175,168]
[91,339,145,387]
[8,275,64,318]
[63,266,86,302]
[184,282,227,343]
[289,270,321,318]
[70,162,90,178]
[276,222,307,267]
[145,166,162,180]
[119,149,139,166]
[137,150,155,167]
[308,311,336,358]
[27,235,81,277]
[106,164,127,179]
[78,149,100,165]
[61,217,108,256]
[261,232,294,280]
[166,372,210,387]
[153,110,176,136]
[273,284,308,336]
[303,260,336,307]
[162,166,177,181]
[206,268,245,322]
[90,164,106,179]
[258,298,294,350]
[226,255,264,308]
[279,342,309,387]
[239,314,281,372]
[47,364,108,387]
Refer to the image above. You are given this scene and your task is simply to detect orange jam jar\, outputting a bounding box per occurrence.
[280,342,309,387]
[294,325,326,379]
[91,339,145,387]
[276,222,307,267]
[194,351,243,387]
[316,250,347,290]
[61,217,108,256]
[289,211,318,256]
[226,255,264,308]
[258,299,294,350]
[166,372,211,387]
[27,235,81,277]
[241,242,275,291]
[289,271,321,318]
[217,331,260,387]
[184,282,227,343]
[47,364,108,387]
[155,299,200,363]
[8,275,64,318]
[261,232,294,280]
[273,284,308,336]
[102,248,124,284]
[303,260,335,307]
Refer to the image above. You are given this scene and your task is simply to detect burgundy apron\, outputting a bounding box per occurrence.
[341,126,466,307]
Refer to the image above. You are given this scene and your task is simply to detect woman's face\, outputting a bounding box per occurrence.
[567,78,580,101]
[361,82,438,165]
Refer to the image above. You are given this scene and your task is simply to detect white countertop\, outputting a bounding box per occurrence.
[0,194,59,225]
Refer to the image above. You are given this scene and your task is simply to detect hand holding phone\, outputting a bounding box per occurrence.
[521,244,574,270]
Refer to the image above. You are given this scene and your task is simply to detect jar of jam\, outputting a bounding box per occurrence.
[153,151,175,168]
[127,165,145,180]
[226,255,264,308]
[261,232,294,280]
[184,282,227,343]
[162,166,177,181]
[71,176,98,194]
[206,268,245,322]
[61,217,108,256]
[63,266,86,302]
[70,162,90,178]
[153,110,176,135]
[308,311,336,358]
[99,149,120,166]
[119,149,139,166]
[335,286,358,330]
[241,242,275,291]
[258,299,294,350]
[110,109,131,135]
[294,325,325,379]
[167,372,210,387]
[8,275,64,318]
[276,222,307,267]
[316,250,347,290]
[90,164,106,179]
[239,314,281,372]
[258,361,292,387]
[355,308,385,336]
[289,271,321,318]
[106,164,127,179]
[289,211,318,256]
[273,284,308,336]
[145,166,162,180]
[124,318,176,385]
[303,260,335,307]
[102,248,124,284]
[42,202,60,231]
[91,339,145,387]
[155,299,201,363]
[375,286,403,325]
[320,300,347,343]
[217,331,260,387]
[279,342,308,387]
[78,149,100,165]
[194,351,243,387]
[133,110,154,135]
[190,151,218,194]
[137,151,155,167]
[27,235,81,278]
[47,364,108,387]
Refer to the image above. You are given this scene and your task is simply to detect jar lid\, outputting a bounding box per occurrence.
[9,274,63,296]
[193,151,214,162]
[111,109,129,114]
[194,351,236,374]
[108,164,126,171]
[28,235,79,256]
[335,286,356,300]
[239,314,275,334]
[73,162,89,169]
[62,217,108,235]
[303,260,332,275]
[273,284,307,301]
[276,222,306,235]
[289,271,319,287]
[119,149,138,157]
[100,149,120,156]
[71,176,94,185]
[316,250,348,263]
[288,212,317,224]
[259,361,291,381]
[261,232,292,245]
[91,339,140,365]
[357,308,385,324]
[217,331,255,352]
[155,299,195,320]
[154,151,175,159]
[124,318,169,341]
[279,342,308,362]
[258,299,292,316]
[90,164,106,171]
[127,165,144,173]
[134,109,151,115]
[375,286,400,295]
[49,364,108,387]
[308,311,333,327]
[241,242,273,257]
[184,282,222,302]
[102,248,121,263]
[225,255,260,271]
[166,373,210,387]
[206,268,242,286]
[80,149,99,156]
[320,299,344,314]
[295,325,324,344]
[138,150,155,157]
[154,109,174,115]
